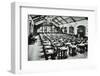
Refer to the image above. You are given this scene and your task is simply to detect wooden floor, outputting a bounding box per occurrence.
[28,36,44,61]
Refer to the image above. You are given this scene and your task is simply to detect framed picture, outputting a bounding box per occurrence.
[11,2,96,74]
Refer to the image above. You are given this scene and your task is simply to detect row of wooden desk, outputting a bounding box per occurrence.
[39,34,88,60]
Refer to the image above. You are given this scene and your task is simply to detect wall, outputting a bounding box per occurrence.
[0,0,100,76]
[60,20,88,36]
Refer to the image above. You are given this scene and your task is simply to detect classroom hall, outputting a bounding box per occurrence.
[28,15,88,61]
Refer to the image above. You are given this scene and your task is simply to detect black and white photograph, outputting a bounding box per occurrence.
[28,15,88,61]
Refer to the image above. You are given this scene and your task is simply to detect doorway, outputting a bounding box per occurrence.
[77,25,86,38]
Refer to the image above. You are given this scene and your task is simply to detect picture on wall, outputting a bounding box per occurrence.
[28,15,88,61]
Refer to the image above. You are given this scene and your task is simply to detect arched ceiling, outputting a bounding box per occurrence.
[29,15,88,26]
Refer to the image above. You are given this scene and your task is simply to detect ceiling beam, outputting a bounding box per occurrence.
[55,17,63,25]
[31,16,40,19]
[52,19,60,25]
[70,17,76,22]
[60,16,68,24]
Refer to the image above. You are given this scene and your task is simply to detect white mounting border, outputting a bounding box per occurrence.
[11,2,97,74]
